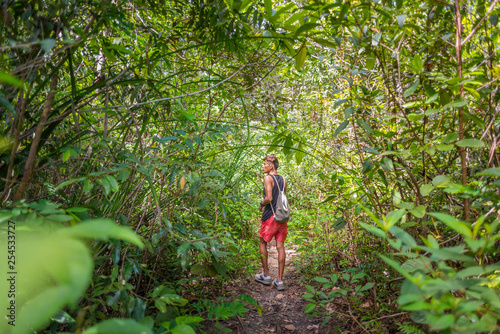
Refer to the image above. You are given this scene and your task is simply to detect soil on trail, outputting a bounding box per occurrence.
[210,241,336,334]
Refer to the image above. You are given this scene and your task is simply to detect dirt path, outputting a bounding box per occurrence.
[212,241,335,334]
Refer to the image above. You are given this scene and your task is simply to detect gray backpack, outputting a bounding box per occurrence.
[270,174,290,223]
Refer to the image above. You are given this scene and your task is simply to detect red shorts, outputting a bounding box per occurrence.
[260,215,288,242]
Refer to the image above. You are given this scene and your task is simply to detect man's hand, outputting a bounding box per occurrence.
[259,203,264,212]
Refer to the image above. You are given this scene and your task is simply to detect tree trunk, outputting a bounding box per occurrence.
[13,74,59,202]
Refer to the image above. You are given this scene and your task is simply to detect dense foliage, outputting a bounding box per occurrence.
[1,0,499,333]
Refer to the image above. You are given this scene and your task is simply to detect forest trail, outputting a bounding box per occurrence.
[211,241,336,334]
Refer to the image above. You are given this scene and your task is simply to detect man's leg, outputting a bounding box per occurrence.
[259,237,269,276]
[276,241,286,281]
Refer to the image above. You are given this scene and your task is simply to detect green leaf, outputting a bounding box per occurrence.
[397,14,406,27]
[264,0,272,18]
[54,177,86,190]
[365,52,376,70]
[429,314,455,331]
[84,318,152,334]
[0,71,25,88]
[296,23,318,36]
[334,120,349,137]
[83,180,94,194]
[359,282,375,292]
[295,44,307,70]
[428,212,472,238]
[304,303,316,313]
[419,184,434,196]
[456,138,485,148]
[432,175,451,187]
[359,222,386,239]
[412,54,423,72]
[62,150,71,162]
[410,205,426,218]
[442,133,459,144]
[385,209,405,230]
[476,167,500,177]
[444,99,467,108]
[97,178,111,195]
[177,242,191,256]
[436,144,454,151]
[314,277,330,283]
[171,323,196,334]
[105,175,119,192]
[490,14,498,26]
[313,38,336,49]
[56,219,144,248]
[408,113,424,121]
[404,80,419,98]
[40,39,56,53]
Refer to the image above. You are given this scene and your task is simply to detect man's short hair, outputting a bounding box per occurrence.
[264,156,279,170]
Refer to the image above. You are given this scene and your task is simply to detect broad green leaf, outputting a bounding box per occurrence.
[84,318,152,334]
[62,150,71,162]
[314,277,330,283]
[385,209,405,230]
[365,53,376,70]
[160,294,188,306]
[476,167,500,177]
[408,113,424,121]
[295,44,307,70]
[410,205,426,218]
[444,99,467,108]
[171,323,196,334]
[455,266,485,278]
[428,212,472,238]
[0,71,25,88]
[412,55,423,72]
[432,175,451,187]
[436,144,454,151]
[420,184,434,196]
[455,138,485,148]
[429,314,455,331]
[177,241,191,256]
[442,133,459,144]
[40,39,56,53]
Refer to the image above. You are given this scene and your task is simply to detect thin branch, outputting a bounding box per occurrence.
[78,62,258,113]
[461,0,500,46]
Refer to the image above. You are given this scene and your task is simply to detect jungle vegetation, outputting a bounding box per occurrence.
[1,0,500,333]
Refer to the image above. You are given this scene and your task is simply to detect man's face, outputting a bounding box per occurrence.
[262,160,274,173]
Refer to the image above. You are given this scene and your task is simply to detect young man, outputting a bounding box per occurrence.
[255,156,287,291]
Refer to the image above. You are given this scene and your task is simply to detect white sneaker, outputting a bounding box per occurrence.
[273,278,285,291]
[255,273,272,285]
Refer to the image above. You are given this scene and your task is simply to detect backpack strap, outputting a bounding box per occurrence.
[270,174,283,192]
